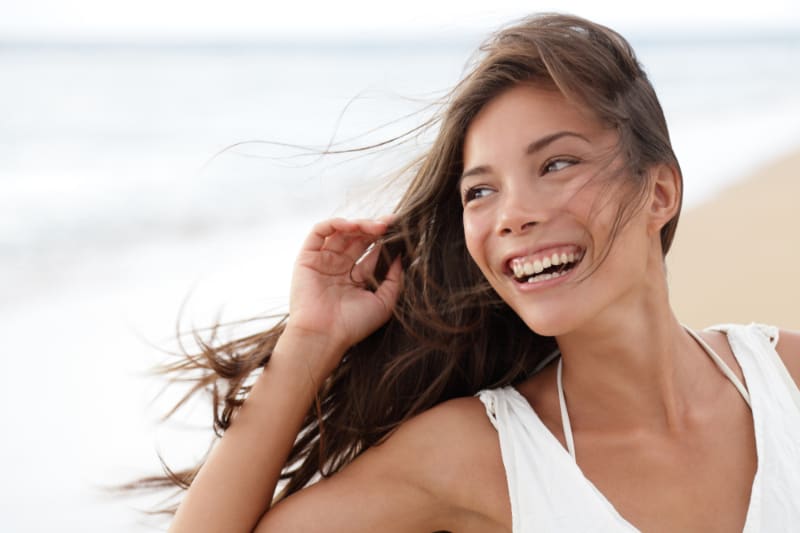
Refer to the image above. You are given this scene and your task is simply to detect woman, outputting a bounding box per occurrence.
[158,13,800,532]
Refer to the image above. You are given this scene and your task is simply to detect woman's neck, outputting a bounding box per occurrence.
[554,274,714,435]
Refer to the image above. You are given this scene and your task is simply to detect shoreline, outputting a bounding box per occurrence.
[667,146,800,329]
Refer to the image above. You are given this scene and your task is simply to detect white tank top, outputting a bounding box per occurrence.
[477,323,800,532]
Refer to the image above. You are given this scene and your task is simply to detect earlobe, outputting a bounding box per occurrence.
[647,164,681,233]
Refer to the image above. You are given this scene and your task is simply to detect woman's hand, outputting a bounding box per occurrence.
[280,217,402,376]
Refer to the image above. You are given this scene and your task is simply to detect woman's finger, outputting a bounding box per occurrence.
[300,218,356,253]
[373,257,403,312]
[351,242,382,284]
[300,218,389,254]
[342,233,381,263]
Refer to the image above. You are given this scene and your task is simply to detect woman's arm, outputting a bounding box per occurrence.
[169,329,340,532]
[777,329,800,388]
[169,218,410,532]
[253,397,489,533]
[170,331,486,533]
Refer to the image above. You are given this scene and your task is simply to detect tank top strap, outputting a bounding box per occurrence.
[476,324,800,532]
[476,386,641,532]
[684,326,752,407]
[709,323,800,413]
[705,323,800,530]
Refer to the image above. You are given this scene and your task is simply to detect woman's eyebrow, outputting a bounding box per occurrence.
[526,130,589,155]
[460,130,589,185]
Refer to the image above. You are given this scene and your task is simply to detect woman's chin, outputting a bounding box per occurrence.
[519,312,580,338]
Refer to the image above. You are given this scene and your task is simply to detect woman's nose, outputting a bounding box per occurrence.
[496,187,545,236]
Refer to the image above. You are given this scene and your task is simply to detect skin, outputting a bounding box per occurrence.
[169,84,800,533]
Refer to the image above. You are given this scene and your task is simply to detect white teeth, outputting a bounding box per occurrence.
[525,269,564,284]
[511,248,583,282]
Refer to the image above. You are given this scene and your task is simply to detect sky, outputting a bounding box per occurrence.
[2,0,799,41]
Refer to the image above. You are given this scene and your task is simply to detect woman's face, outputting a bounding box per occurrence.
[460,84,656,336]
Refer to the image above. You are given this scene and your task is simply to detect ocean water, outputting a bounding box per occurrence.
[1,34,799,531]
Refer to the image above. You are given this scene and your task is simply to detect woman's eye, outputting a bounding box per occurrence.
[463,186,493,203]
[543,158,577,174]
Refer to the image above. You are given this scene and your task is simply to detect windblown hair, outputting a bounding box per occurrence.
[136,13,682,510]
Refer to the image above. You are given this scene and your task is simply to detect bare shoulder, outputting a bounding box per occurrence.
[258,395,510,533]
[384,396,511,528]
[397,394,499,452]
[776,328,800,387]
[698,327,800,389]
[370,396,495,485]
[696,329,745,383]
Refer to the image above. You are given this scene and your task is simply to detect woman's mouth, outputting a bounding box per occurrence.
[507,246,585,284]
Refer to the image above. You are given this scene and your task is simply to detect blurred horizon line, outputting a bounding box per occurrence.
[2,28,799,52]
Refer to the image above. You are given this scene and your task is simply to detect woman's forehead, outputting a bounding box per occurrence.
[462,85,611,163]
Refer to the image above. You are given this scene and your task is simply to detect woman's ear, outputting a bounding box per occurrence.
[646,163,681,234]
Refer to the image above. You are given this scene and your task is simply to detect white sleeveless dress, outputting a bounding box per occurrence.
[477,323,800,532]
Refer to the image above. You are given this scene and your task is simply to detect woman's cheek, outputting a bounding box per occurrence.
[462,214,484,260]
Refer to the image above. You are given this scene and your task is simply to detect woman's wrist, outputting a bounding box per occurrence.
[270,325,348,388]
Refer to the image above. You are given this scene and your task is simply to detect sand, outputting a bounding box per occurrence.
[667,148,800,329]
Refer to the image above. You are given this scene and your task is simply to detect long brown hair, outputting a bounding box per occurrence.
[136,13,683,510]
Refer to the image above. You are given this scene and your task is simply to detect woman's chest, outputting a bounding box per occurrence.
[580,435,755,532]
[501,380,759,532]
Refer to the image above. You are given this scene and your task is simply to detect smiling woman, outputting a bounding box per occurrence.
[459,85,668,338]
[140,13,800,533]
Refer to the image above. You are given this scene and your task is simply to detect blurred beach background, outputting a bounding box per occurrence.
[1,0,799,531]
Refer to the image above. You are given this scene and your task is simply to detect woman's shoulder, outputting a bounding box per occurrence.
[389,395,503,470]
[380,395,510,528]
[706,323,800,388]
[258,395,510,533]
